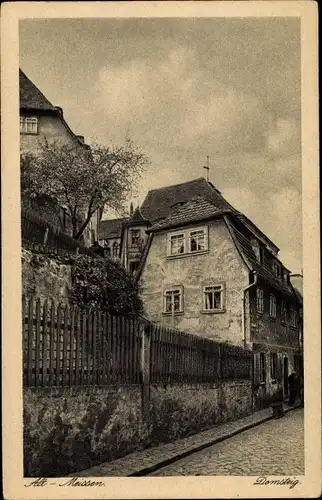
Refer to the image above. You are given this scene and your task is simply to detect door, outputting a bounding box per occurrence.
[283,356,289,398]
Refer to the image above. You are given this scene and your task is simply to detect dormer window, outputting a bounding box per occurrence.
[281,301,287,324]
[20,116,38,134]
[269,294,277,319]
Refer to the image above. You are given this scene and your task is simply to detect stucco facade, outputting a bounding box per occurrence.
[140,218,250,345]
[20,112,83,155]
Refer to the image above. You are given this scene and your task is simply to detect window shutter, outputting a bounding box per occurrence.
[277,354,283,381]
[253,353,260,384]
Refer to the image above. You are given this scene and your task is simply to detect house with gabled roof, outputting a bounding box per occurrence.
[19,69,100,246]
[98,217,127,259]
[131,177,302,408]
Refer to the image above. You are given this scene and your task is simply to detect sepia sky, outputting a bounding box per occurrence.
[19,17,302,272]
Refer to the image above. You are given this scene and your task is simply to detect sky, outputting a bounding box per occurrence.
[19,17,302,272]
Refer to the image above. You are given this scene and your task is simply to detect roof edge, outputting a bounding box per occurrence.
[223,215,252,271]
[135,233,154,281]
[146,209,231,234]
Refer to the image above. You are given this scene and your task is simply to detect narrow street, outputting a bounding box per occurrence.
[149,409,304,476]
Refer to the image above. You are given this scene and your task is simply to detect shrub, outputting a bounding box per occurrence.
[71,254,143,316]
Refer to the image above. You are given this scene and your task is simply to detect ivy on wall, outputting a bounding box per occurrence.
[71,255,143,316]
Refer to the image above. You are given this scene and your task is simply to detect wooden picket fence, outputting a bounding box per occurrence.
[23,297,252,387]
[21,207,95,257]
[149,326,251,384]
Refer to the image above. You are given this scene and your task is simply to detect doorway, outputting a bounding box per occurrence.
[283,356,289,399]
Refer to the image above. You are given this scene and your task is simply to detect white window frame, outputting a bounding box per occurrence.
[163,286,183,314]
[167,231,186,256]
[269,294,277,319]
[167,226,208,257]
[256,288,264,313]
[20,116,38,134]
[202,283,225,312]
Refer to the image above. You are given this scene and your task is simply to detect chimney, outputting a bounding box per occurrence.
[130,202,134,216]
[77,135,85,144]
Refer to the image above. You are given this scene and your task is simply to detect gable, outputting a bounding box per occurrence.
[20,69,56,111]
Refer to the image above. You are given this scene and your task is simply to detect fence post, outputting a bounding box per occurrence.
[140,322,151,419]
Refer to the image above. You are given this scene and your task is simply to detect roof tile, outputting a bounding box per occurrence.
[98,218,127,240]
[148,197,229,232]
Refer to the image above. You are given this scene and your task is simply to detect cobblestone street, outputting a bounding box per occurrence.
[150,409,304,476]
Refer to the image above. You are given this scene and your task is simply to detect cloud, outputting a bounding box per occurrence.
[265,117,301,158]
[94,46,268,155]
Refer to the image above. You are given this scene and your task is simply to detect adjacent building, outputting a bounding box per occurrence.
[19,69,99,246]
[98,217,125,259]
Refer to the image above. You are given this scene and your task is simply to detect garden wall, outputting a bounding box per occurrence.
[24,380,252,477]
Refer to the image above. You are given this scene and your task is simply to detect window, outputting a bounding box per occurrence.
[256,288,264,313]
[169,233,185,255]
[130,229,140,246]
[259,353,266,383]
[20,116,38,134]
[203,284,224,311]
[290,308,297,328]
[270,353,278,380]
[281,301,287,324]
[163,287,183,314]
[189,230,205,252]
[269,294,277,318]
[112,241,120,258]
[259,247,265,264]
[272,261,281,277]
[129,261,140,273]
[167,226,208,257]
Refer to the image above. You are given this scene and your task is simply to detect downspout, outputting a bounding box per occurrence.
[242,271,258,349]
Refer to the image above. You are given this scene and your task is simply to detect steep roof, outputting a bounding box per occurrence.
[141,177,232,223]
[148,197,230,232]
[98,218,127,240]
[20,69,56,111]
[141,177,278,251]
[127,206,149,226]
[228,221,296,298]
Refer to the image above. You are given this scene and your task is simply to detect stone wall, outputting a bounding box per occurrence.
[140,218,249,345]
[24,380,252,477]
[22,248,72,302]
